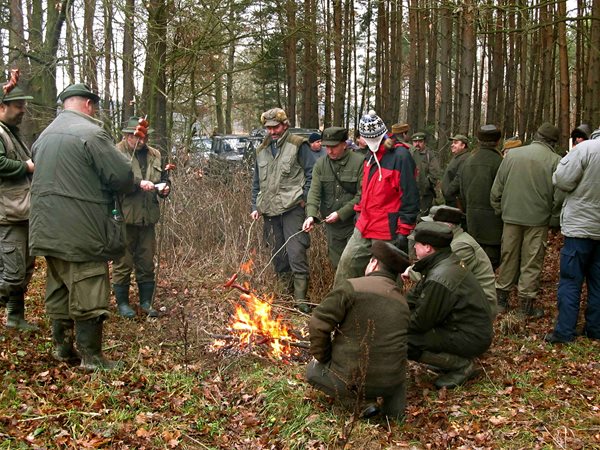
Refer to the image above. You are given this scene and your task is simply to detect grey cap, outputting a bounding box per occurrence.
[449,134,469,146]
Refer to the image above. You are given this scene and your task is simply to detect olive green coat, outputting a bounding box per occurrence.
[115,141,166,226]
[459,142,503,245]
[408,248,493,358]
[441,150,469,208]
[30,110,133,262]
[310,271,410,389]
[0,122,31,224]
[490,140,564,227]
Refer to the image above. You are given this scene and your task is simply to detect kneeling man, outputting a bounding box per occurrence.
[306,241,410,421]
[407,222,493,388]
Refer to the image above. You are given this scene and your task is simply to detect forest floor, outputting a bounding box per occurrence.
[1,233,599,449]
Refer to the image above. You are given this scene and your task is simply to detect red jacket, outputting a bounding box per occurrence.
[355,139,419,239]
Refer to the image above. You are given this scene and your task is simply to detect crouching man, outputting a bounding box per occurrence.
[406,222,493,388]
[306,241,411,421]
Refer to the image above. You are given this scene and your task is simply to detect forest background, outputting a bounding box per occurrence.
[2,0,600,159]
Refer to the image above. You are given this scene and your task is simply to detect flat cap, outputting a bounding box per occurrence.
[478,124,502,142]
[371,240,411,274]
[1,84,33,103]
[449,134,469,146]
[392,123,409,134]
[411,132,426,141]
[413,221,453,248]
[260,108,289,127]
[537,122,559,143]
[58,83,100,103]
[321,127,348,146]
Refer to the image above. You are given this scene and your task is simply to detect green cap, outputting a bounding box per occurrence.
[1,84,33,103]
[58,83,100,103]
[411,132,426,141]
[122,116,153,135]
[122,116,140,133]
[449,134,469,146]
[321,127,348,146]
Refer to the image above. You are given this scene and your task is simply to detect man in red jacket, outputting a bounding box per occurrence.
[333,110,419,286]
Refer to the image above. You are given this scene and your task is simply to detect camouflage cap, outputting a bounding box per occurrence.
[321,127,348,146]
[1,84,33,103]
[58,83,100,103]
[260,108,289,127]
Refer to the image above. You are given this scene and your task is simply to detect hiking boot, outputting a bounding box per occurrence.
[518,295,544,319]
[544,332,573,344]
[496,289,510,313]
[419,351,479,389]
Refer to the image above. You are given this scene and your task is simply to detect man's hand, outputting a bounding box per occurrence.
[302,217,315,232]
[25,159,34,173]
[140,180,155,191]
[250,210,261,220]
[324,212,340,224]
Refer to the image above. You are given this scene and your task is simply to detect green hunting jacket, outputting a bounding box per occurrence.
[0,122,32,224]
[309,271,410,389]
[441,149,469,207]
[459,142,504,245]
[490,140,564,227]
[305,149,364,225]
[410,146,441,197]
[116,140,168,226]
[30,110,134,262]
[408,248,493,357]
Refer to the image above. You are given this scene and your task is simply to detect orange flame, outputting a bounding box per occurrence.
[240,259,254,274]
[229,292,292,359]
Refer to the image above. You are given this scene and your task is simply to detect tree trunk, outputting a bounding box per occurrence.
[83,0,98,90]
[284,0,297,126]
[438,4,452,149]
[457,0,475,134]
[122,0,135,123]
[557,0,570,149]
[584,0,600,126]
[302,0,319,128]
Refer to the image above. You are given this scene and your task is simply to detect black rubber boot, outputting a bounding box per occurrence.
[496,289,510,314]
[6,294,38,331]
[0,296,7,308]
[113,284,135,319]
[52,319,80,363]
[75,317,121,371]
[419,351,479,389]
[293,274,310,313]
[518,295,544,319]
[138,281,158,318]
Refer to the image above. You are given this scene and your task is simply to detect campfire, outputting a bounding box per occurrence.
[210,270,309,361]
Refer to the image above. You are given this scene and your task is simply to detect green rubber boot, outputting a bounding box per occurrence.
[52,319,80,363]
[6,294,38,331]
[75,317,121,371]
[138,281,158,318]
[419,351,479,389]
[293,274,311,313]
[113,284,135,319]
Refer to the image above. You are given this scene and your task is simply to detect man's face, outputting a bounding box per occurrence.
[0,100,27,127]
[265,123,288,140]
[125,133,147,150]
[412,138,425,151]
[310,140,322,151]
[326,141,347,160]
[451,140,466,155]
[414,241,432,260]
